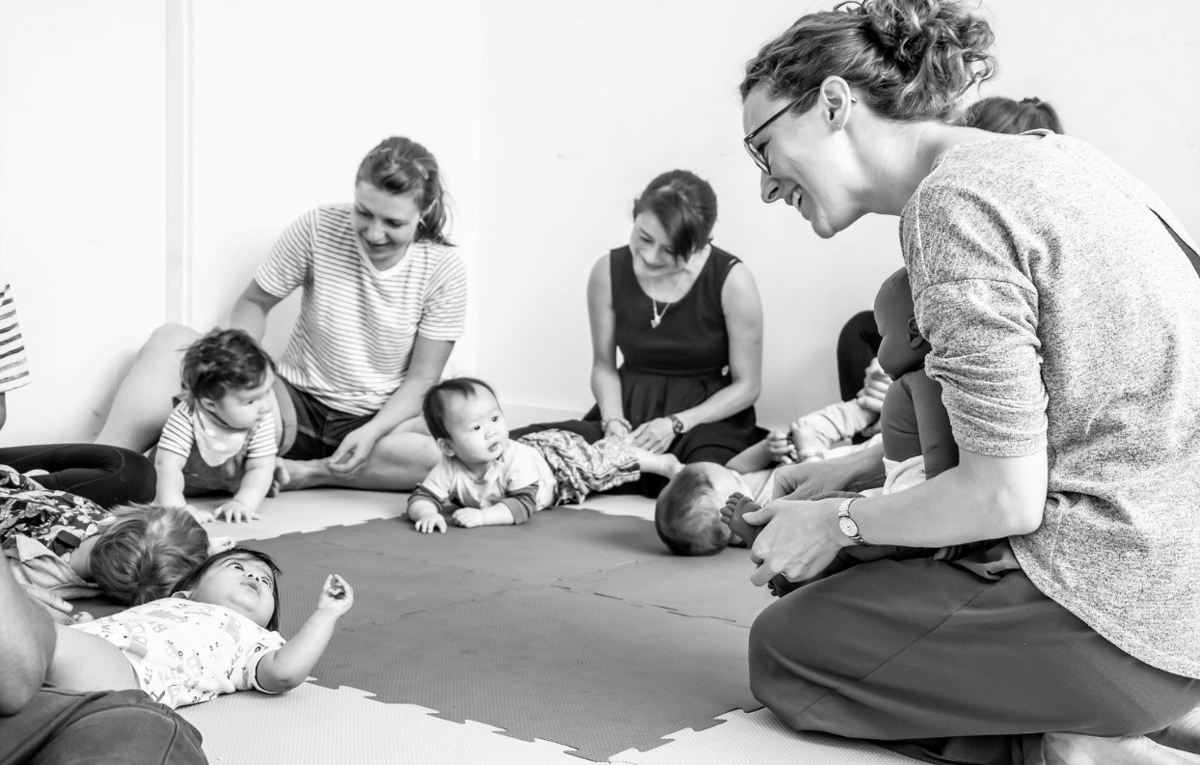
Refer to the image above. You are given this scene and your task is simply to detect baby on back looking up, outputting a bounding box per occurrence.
[46,547,353,709]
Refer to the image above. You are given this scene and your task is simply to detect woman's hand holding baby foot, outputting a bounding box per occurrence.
[721,492,766,546]
[318,574,354,617]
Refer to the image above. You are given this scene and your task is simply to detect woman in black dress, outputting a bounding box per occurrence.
[515,170,764,495]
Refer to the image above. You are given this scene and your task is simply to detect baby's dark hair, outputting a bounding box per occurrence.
[181,328,274,403]
[172,547,282,631]
[654,464,731,556]
[960,96,1063,135]
[422,377,498,442]
[89,504,210,606]
[632,170,718,262]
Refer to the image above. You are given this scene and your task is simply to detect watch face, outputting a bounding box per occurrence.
[838,516,859,538]
[671,417,684,433]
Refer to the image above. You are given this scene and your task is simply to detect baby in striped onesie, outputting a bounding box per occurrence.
[153,329,278,525]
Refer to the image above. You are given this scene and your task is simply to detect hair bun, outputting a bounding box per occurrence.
[863,0,944,72]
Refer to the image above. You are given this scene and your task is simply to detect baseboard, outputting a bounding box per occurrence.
[501,401,582,429]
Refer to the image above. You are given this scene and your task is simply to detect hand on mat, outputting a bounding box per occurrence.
[21,583,75,623]
[747,496,845,588]
[318,574,354,617]
[451,507,484,528]
[414,512,447,533]
[327,425,380,477]
[855,358,892,414]
[766,430,798,464]
[184,504,215,524]
[630,417,674,454]
[213,499,261,524]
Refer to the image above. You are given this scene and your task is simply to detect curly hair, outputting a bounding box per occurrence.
[741,0,995,123]
[356,136,453,246]
[654,464,732,556]
[89,504,210,605]
[180,328,274,403]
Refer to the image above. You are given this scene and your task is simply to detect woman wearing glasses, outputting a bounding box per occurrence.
[735,1,1200,763]
[96,136,466,493]
[514,169,764,497]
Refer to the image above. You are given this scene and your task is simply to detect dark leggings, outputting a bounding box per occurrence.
[0,444,155,508]
[836,310,882,403]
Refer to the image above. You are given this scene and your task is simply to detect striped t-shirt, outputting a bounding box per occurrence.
[255,205,468,415]
[158,400,276,467]
[0,282,31,394]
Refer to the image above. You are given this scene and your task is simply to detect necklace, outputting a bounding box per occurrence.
[649,270,687,329]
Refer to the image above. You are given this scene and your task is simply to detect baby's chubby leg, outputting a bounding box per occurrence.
[631,447,682,478]
[45,626,140,693]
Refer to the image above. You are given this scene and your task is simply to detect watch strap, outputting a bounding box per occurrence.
[837,497,871,546]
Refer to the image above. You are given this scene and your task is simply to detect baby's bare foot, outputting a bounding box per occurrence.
[720,492,764,546]
[268,458,289,496]
[1043,731,1200,764]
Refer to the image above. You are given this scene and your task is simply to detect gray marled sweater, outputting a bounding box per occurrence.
[901,131,1200,678]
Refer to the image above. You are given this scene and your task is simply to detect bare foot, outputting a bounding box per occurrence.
[1151,707,1200,755]
[268,458,289,496]
[1043,732,1200,765]
[273,458,328,491]
[720,492,766,545]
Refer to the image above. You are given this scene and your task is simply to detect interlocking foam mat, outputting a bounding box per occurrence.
[217,508,774,761]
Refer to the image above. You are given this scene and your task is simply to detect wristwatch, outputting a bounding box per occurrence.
[668,415,685,434]
[837,497,871,546]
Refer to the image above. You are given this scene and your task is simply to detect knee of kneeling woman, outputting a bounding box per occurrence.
[145,323,201,352]
[748,597,832,728]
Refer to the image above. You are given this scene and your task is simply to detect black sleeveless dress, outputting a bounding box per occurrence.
[512,245,763,496]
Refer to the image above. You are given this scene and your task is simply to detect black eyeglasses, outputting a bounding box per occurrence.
[743,87,857,175]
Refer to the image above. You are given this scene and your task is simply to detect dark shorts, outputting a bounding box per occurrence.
[273,376,375,461]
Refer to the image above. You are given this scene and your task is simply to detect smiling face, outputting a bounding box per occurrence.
[199,369,275,431]
[742,85,865,239]
[437,386,509,469]
[183,552,277,629]
[629,212,685,272]
[351,181,423,269]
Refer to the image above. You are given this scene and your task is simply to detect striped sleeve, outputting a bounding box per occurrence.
[0,283,31,394]
[416,250,468,342]
[254,209,317,298]
[157,402,196,459]
[244,415,277,460]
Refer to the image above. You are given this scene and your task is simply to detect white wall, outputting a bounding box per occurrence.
[1,0,1197,443]
[0,0,168,442]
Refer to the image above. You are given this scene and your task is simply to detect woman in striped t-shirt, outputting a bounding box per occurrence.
[97,137,467,493]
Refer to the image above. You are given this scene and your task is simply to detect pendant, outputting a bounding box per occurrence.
[650,316,662,329]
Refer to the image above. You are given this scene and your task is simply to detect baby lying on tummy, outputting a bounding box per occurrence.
[45,547,353,708]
